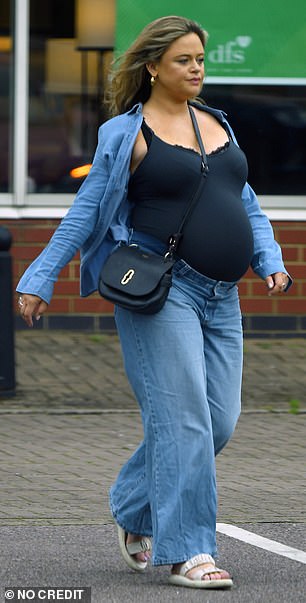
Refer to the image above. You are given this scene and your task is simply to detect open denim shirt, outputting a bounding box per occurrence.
[17,102,291,303]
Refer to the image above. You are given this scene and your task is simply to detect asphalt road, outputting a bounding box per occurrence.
[1,524,305,603]
[0,332,305,602]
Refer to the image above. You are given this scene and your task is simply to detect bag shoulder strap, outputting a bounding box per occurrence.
[188,105,208,171]
[166,107,209,257]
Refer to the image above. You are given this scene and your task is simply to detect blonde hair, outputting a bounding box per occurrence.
[106,15,208,115]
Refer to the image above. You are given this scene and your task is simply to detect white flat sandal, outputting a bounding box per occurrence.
[169,553,233,589]
[117,524,152,572]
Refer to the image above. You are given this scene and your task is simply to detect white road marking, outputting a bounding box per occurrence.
[217,523,306,564]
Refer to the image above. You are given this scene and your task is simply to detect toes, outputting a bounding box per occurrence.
[203,570,230,581]
[134,552,150,562]
[126,534,151,563]
[203,572,221,581]
[218,570,230,580]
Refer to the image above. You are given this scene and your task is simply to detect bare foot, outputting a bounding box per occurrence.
[126,533,151,563]
[172,561,231,582]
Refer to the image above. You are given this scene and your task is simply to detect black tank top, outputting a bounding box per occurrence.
[128,119,254,282]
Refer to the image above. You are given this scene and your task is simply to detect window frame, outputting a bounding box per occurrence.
[0,0,306,220]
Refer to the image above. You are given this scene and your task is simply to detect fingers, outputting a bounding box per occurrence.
[266,273,289,296]
[18,294,48,327]
[18,295,37,327]
[265,275,274,292]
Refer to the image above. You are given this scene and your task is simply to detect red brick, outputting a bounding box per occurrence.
[5,217,306,322]
[22,219,44,226]
[240,298,274,313]
[23,228,56,243]
[100,300,115,312]
[237,280,248,296]
[13,260,29,276]
[47,299,70,313]
[13,270,26,285]
[5,226,25,243]
[249,282,268,296]
[287,265,306,279]
[247,283,260,296]
[271,221,297,228]
[277,229,306,244]
[54,281,80,295]
[242,267,254,280]
[73,297,112,313]
[71,262,81,278]
[11,246,44,260]
[45,219,60,226]
[59,266,70,278]
[276,299,306,314]
[12,262,71,285]
[251,281,296,296]
[282,247,299,262]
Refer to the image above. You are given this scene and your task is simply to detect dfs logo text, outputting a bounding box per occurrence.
[208,36,252,64]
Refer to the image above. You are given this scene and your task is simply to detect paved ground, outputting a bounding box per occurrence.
[0,332,305,602]
[0,410,304,526]
[2,331,306,412]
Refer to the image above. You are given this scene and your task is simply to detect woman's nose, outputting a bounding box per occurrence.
[190,59,201,71]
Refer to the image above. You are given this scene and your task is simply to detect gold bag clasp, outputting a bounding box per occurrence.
[121,269,135,285]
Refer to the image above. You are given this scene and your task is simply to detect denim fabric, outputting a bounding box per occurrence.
[16,102,290,303]
[110,232,243,566]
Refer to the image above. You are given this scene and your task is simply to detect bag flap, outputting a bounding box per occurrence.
[100,246,174,296]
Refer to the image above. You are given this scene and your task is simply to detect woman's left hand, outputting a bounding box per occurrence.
[265,272,289,295]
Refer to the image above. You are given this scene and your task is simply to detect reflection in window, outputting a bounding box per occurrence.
[28,0,114,193]
[203,85,306,195]
[0,0,12,193]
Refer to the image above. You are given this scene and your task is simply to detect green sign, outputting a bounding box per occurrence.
[116,0,306,81]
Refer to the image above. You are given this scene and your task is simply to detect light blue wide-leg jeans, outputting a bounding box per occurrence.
[110,234,243,566]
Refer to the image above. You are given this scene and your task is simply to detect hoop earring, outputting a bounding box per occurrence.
[150,75,156,87]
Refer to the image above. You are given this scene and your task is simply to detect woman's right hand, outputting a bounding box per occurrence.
[18,294,48,327]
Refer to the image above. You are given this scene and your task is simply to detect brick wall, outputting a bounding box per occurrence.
[2,218,306,336]
[240,222,306,335]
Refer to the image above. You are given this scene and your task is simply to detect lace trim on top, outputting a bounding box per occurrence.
[142,120,230,159]
[174,140,230,157]
[207,140,230,157]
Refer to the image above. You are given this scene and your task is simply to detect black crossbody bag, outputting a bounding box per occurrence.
[98,107,209,314]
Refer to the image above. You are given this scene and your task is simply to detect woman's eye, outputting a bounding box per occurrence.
[177,57,204,65]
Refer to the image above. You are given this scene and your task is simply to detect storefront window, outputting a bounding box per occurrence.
[203,84,306,195]
[0,0,13,192]
[0,0,303,209]
[28,0,114,193]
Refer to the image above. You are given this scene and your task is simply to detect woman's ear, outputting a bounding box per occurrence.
[146,63,158,78]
